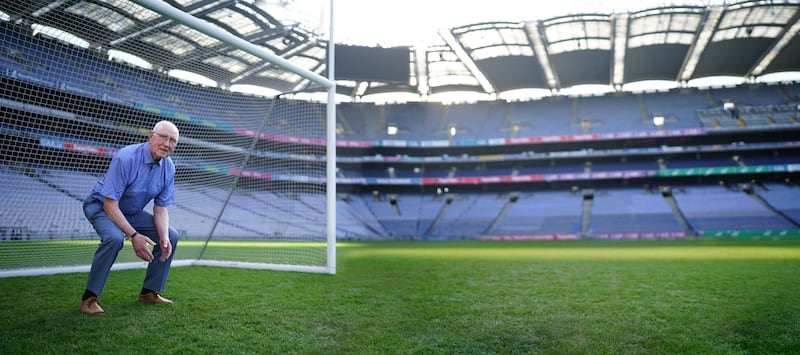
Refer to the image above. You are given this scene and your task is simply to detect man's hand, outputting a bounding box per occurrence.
[152,205,172,262]
[159,238,172,262]
[131,234,157,262]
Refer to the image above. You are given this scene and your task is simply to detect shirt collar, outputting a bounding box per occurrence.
[140,142,162,168]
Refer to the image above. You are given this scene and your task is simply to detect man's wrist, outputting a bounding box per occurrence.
[128,231,139,240]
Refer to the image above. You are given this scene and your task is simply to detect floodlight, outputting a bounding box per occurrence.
[653,115,665,126]
[723,102,735,111]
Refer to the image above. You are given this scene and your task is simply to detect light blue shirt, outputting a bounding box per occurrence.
[88,142,175,215]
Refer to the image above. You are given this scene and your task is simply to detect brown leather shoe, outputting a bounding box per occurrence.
[137,291,173,304]
[80,296,105,314]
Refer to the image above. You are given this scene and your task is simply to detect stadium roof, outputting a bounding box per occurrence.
[2,0,799,102]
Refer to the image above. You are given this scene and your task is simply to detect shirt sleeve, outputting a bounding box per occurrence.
[98,154,129,202]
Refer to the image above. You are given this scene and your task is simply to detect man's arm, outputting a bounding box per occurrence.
[153,204,172,262]
[102,198,136,238]
[103,198,156,262]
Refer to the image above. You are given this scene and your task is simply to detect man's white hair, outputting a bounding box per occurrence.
[153,120,179,136]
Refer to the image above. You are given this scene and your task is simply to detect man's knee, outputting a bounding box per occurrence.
[101,233,126,251]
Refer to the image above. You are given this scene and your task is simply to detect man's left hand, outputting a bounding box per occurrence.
[159,239,172,262]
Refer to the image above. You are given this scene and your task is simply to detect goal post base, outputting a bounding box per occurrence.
[192,260,335,274]
[0,259,197,278]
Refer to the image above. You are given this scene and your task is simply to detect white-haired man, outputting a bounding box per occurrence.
[80,120,180,314]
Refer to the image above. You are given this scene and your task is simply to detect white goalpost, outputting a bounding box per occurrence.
[0,0,336,276]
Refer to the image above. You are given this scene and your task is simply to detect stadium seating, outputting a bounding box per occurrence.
[576,93,644,133]
[428,193,502,239]
[710,85,788,107]
[384,102,449,140]
[2,25,799,241]
[0,165,93,238]
[672,185,795,232]
[442,101,506,140]
[491,191,583,236]
[4,26,799,142]
[505,97,574,137]
[360,193,427,239]
[638,89,708,129]
[754,183,800,225]
[588,188,683,236]
[337,194,387,239]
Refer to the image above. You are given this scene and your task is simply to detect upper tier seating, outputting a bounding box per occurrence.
[3,24,798,143]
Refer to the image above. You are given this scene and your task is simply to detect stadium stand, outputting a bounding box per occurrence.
[638,89,708,129]
[428,193,502,239]
[1,1,800,242]
[0,164,93,238]
[756,183,800,225]
[491,191,584,237]
[672,185,796,232]
[588,188,684,237]
[504,98,575,137]
[575,93,644,133]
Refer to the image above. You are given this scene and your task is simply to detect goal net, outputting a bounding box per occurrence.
[0,0,336,276]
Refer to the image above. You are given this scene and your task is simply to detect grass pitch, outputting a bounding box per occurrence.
[1,239,799,354]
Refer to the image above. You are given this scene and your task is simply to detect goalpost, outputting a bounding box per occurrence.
[0,0,336,276]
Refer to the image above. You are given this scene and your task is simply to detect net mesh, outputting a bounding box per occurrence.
[0,1,332,274]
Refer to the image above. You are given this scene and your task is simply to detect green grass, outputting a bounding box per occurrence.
[2,239,800,354]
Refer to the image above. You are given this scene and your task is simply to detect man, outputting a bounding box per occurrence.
[80,120,180,314]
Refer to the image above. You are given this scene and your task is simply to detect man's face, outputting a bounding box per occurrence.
[148,125,179,161]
